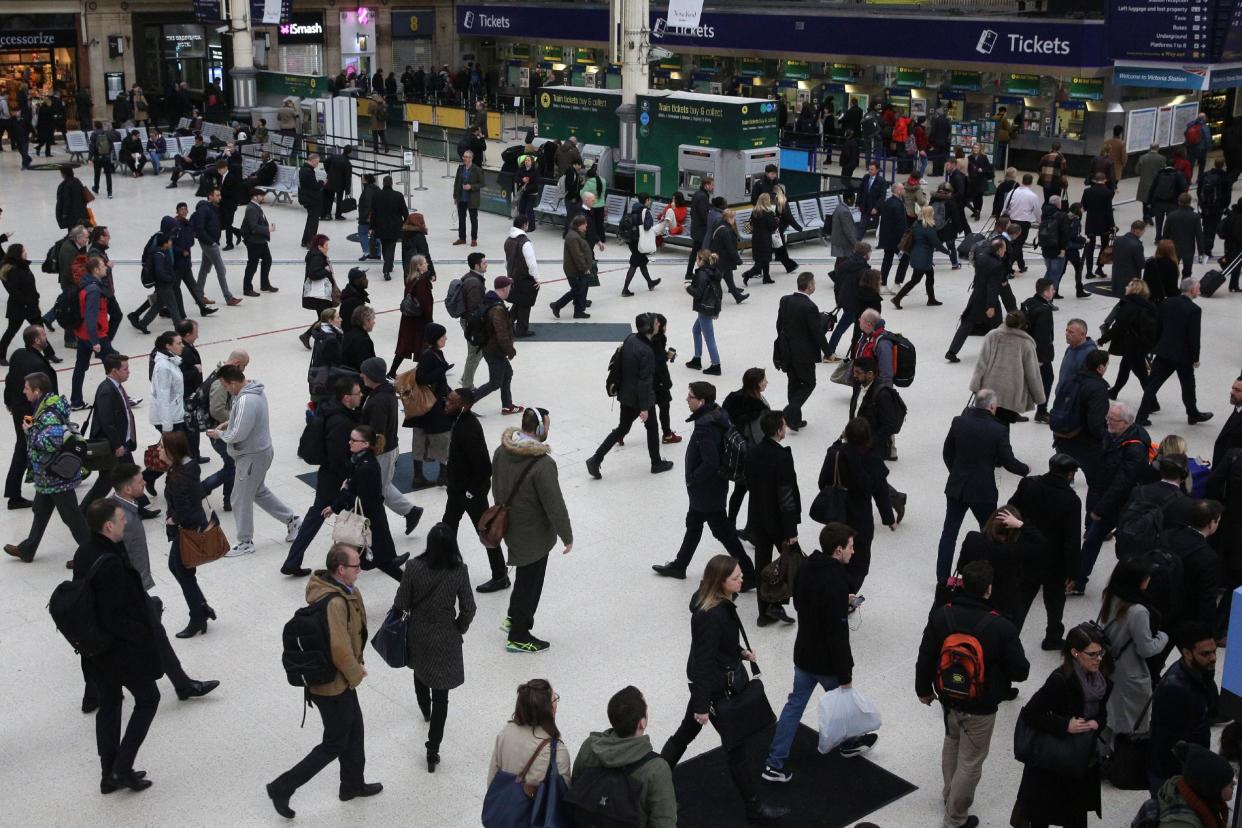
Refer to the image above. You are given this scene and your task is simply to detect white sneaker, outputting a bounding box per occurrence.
[224,541,256,558]
[285,516,302,543]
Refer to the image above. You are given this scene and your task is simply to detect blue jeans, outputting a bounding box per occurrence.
[1043,255,1067,291]
[202,437,235,501]
[692,314,720,365]
[169,536,208,623]
[147,151,163,174]
[936,497,995,583]
[357,222,371,256]
[1076,513,1117,589]
[71,338,116,406]
[766,667,840,770]
[826,308,858,355]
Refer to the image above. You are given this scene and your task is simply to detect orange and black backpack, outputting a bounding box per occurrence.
[936,605,995,702]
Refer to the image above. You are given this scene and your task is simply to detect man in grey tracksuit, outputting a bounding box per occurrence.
[205,365,300,556]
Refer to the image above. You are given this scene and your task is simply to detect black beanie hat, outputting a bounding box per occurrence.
[1179,742,1234,801]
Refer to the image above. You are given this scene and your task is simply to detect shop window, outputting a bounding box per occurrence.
[278,45,322,75]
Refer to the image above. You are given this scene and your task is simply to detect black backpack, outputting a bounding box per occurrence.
[565,752,663,828]
[1143,546,1185,623]
[187,368,219,432]
[1150,169,1180,203]
[464,302,492,347]
[139,231,162,289]
[281,593,348,689]
[605,344,623,398]
[54,287,84,332]
[42,237,65,274]
[1037,214,1061,251]
[48,553,117,657]
[718,423,749,482]
[618,209,640,243]
[879,331,917,388]
[1115,483,1177,558]
[297,412,327,466]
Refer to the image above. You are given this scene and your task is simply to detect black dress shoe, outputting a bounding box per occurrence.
[652,562,687,579]
[47,354,64,364]
[390,552,410,568]
[339,782,383,801]
[476,575,511,593]
[243,289,261,297]
[138,507,162,520]
[267,783,295,819]
[280,566,311,577]
[746,799,790,823]
[82,696,99,714]
[426,743,440,773]
[7,497,33,510]
[767,606,796,624]
[756,613,777,627]
[945,352,961,363]
[1189,411,1214,424]
[101,770,146,794]
[109,770,152,792]
[176,679,220,700]
[405,505,424,535]
[175,620,207,639]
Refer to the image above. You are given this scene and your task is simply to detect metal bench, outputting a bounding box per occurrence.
[176,117,191,133]
[241,157,258,177]
[534,186,566,219]
[793,199,824,232]
[65,131,89,163]
[604,192,632,231]
[265,164,300,205]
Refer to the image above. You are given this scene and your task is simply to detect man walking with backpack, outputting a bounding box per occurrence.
[268,543,382,818]
[570,686,677,828]
[1184,113,1211,182]
[1036,197,1071,294]
[762,522,874,784]
[1050,349,1111,486]
[915,560,1030,828]
[470,278,520,415]
[88,121,118,199]
[283,377,360,576]
[652,381,752,580]
[586,313,674,480]
[69,254,116,410]
[455,252,488,388]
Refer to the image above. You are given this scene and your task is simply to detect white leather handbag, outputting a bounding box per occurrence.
[331,497,372,550]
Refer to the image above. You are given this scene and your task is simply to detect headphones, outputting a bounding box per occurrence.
[525,405,547,440]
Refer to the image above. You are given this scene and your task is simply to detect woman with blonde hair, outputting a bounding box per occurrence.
[709,207,748,304]
[391,252,434,376]
[772,184,801,273]
[1143,239,1180,302]
[1101,278,1158,398]
[660,554,787,824]
[893,204,952,308]
[742,192,778,286]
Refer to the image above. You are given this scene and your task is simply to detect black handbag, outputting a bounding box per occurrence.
[1103,696,1152,790]
[339,196,358,214]
[1013,712,1098,777]
[400,293,422,318]
[370,607,409,668]
[77,408,117,473]
[809,450,849,525]
[710,615,775,751]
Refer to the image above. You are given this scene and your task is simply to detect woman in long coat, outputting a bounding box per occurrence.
[1097,557,1167,742]
[391,253,434,376]
[399,211,435,280]
[392,522,476,773]
[299,234,338,349]
[968,310,1046,423]
[0,244,58,362]
[324,424,408,582]
[742,194,778,286]
[1012,623,1111,828]
[1100,278,1158,397]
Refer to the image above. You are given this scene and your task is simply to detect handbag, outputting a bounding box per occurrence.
[771,231,784,249]
[395,368,436,419]
[339,196,358,214]
[144,441,170,473]
[1013,713,1098,777]
[710,617,776,751]
[478,456,543,547]
[1103,695,1152,790]
[1096,243,1114,267]
[400,292,422,318]
[370,607,410,668]
[82,184,95,204]
[86,207,96,228]
[179,511,230,567]
[898,228,914,254]
[482,737,570,828]
[759,541,804,604]
[332,496,373,549]
[830,358,854,387]
[809,450,850,524]
[76,408,117,473]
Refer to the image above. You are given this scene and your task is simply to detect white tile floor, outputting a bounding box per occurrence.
[0,143,1238,827]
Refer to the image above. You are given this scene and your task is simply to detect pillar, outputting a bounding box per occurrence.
[229,0,257,115]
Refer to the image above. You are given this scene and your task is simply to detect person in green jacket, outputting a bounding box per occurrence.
[1156,742,1234,827]
[572,686,677,828]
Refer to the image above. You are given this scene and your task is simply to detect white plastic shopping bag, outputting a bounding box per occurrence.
[817,686,882,754]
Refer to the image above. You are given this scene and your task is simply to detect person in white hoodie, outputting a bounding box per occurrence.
[205,363,300,557]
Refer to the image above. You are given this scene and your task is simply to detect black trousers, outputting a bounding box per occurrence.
[1138,357,1198,420]
[219,203,238,247]
[270,689,366,796]
[5,412,28,499]
[456,203,479,241]
[848,524,876,593]
[244,241,272,291]
[1111,354,1150,397]
[672,508,755,573]
[442,487,506,580]
[414,679,449,751]
[880,248,909,284]
[1016,574,1067,641]
[1012,221,1031,268]
[506,554,548,641]
[750,528,784,614]
[93,159,114,194]
[94,674,160,776]
[591,403,660,465]
[512,302,533,334]
[685,239,703,279]
[175,256,205,313]
[82,596,192,709]
[381,239,397,277]
[301,207,320,247]
[783,373,816,426]
[662,687,756,803]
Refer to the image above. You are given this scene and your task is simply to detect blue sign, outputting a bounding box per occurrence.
[1107,0,1217,62]
[455,5,1108,68]
[1114,65,1208,89]
[1209,65,1242,89]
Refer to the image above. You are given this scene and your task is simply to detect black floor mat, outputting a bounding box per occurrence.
[297,451,430,494]
[522,322,633,341]
[671,724,916,828]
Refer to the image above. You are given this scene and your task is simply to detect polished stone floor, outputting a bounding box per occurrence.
[0,138,1237,826]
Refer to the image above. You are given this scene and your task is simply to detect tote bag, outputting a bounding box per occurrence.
[179,510,230,568]
[809,450,850,525]
[482,738,571,828]
[1013,713,1097,777]
[370,607,409,668]
[332,497,372,549]
[709,617,775,751]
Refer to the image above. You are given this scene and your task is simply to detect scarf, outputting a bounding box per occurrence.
[1074,661,1107,721]
[1176,777,1228,828]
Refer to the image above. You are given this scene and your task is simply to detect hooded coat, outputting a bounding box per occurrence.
[490,427,573,567]
[572,732,677,828]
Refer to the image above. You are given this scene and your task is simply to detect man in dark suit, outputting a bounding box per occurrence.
[3,325,55,508]
[322,146,353,221]
[1212,377,1242,468]
[75,498,163,794]
[1138,277,1212,426]
[298,154,324,248]
[1109,220,1147,297]
[877,182,910,287]
[369,175,408,282]
[746,411,801,626]
[586,314,672,478]
[216,159,246,250]
[935,390,1029,583]
[685,176,715,279]
[946,238,1007,362]
[1008,453,1081,649]
[775,272,831,430]
[79,353,158,517]
[855,162,887,235]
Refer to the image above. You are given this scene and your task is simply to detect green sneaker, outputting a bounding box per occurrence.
[506,637,550,654]
[499,617,511,632]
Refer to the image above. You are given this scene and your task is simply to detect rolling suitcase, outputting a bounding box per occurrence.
[1199,251,1240,297]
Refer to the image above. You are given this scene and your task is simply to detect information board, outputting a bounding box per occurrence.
[1068,77,1104,101]
[949,71,982,92]
[1155,105,1174,148]
[1126,107,1157,153]
[1172,101,1200,145]
[896,68,926,89]
[1006,74,1040,96]
[1108,0,1217,61]
[830,64,860,83]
